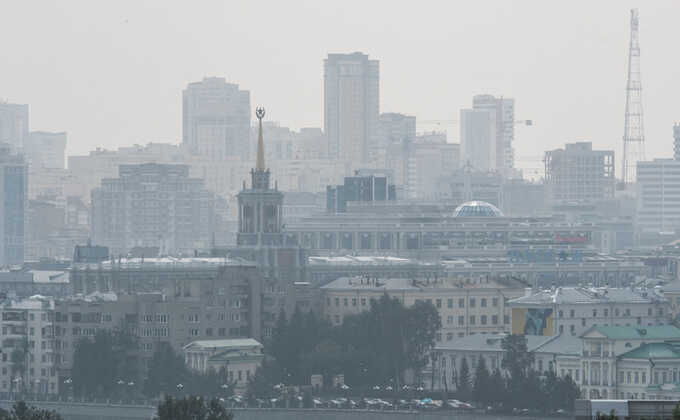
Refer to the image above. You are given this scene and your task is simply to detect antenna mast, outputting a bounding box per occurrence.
[622,8,645,185]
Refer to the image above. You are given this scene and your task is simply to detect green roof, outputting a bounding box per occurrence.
[619,342,680,359]
[584,325,680,340]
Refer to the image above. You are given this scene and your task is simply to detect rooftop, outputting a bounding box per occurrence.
[619,342,680,360]
[583,325,680,340]
[321,276,524,292]
[452,201,504,218]
[72,257,255,271]
[435,333,580,356]
[184,338,262,351]
[508,287,665,306]
[308,255,434,266]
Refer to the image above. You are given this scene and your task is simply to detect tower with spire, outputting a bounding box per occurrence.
[237,107,284,247]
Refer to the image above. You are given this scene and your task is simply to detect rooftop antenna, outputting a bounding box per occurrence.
[622,9,645,185]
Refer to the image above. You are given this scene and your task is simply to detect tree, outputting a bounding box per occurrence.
[673,402,680,420]
[154,396,233,420]
[457,357,471,400]
[500,334,535,379]
[1,401,63,420]
[488,369,506,408]
[472,356,490,405]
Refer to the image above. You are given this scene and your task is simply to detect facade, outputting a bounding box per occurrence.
[579,325,680,400]
[460,108,496,172]
[182,77,251,160]
[0,103,29,151]
[326,174,396,213]
[324,52,379,164]
[251,123,327,162]
[545,142,615,204]
[24,132,66,170]
[0,297,60,395]
[91,163,215,256]
[0,144,27,266]
[674,124,680,161]
[432,333,581,391]
[320,276,525,343]
[183,338,263,390]
[637,159,680,234]
[404,133,460,200]
[472,95,515,175]
[509,287,669,337]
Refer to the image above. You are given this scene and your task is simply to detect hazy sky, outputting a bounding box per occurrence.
[2,1,679,177]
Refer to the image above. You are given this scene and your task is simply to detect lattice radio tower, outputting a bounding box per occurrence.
[622,8,645,185]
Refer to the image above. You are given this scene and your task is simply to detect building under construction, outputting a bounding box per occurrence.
[544,142,615,204]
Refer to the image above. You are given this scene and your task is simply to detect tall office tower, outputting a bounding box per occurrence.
[0,103,29,151]
[0,143,27,266]
[381,113,416,186]
[324,52,379,164]
[182,77,251,160]
[674,124,680,161]
[91,163,215,256]
[24,131,67,169]
[460,108,496,172]
[472,95,515,174]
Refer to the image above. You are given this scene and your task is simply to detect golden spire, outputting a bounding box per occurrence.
[255,107,265,171]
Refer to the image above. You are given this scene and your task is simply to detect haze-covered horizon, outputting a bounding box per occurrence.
[2,0,680,176]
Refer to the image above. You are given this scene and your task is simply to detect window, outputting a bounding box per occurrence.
[447,299,453,308]
[188,314,200,323]
[326,298,331,306]
[504,315,509,324]
[604,309,609,317]
[436,299,442,309]
[559,325,564,334]
[642,372,646,384]
[351,298,357,307]
[343,298,348,306]
[190,329,199,336]
[458,316,465,325]
[570,309,575,318]
[615,308,620,316]
[206,328,213,337]
[436,333,441,342]
[492,315,498,325]
[492,297,498,307]
[582,318,586,327]
[446,332,453,341]
[481,315,487,325]
[447,316,453,325]
[570,325,575,335]
[559,310,563,318]
[218,328,226,336]
[334,315,340,324]
[470,316,476,325]
[361,298,366,306]
[593,309,597,317]
[481,298,487,308]
[469,298,476,308]
[648,308,652,316]
[334,298,339,306]
[458,298,465,308]
[635,372,639,384]
[627,372,631,384]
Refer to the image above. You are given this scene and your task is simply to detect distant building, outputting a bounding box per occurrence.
[91,163,215,256]
[324,52,379,164]
[674,123,680,161]
[0,103,29,150]
[405,133,460,199]
[24,131,66,169]
[545,142,615,204]
[637,158,680,235]
[326,173,396,213]
[446,169,503,208]
[508,286,669,337]
[0,144,27,266]
[182,77,251,160]
[472,95,515,175]
[460,108,496,172]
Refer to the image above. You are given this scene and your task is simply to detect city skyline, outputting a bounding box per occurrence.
[1,1,680,178]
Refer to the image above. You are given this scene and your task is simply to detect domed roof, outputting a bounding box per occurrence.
[452,201,504,217]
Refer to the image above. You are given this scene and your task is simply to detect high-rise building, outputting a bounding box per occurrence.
[91,163,215,256]
[0,143,27,266]
[674,124,680,161]
[24,131,67,169]
[182,77,251,160]
[324,52,379,164]
[0,103,29,151]
[637,159,680,234]
[460,108,496,172]
[472,95,515,174]
[544,142,615,204]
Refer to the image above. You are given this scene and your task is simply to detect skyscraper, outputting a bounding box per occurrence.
[324,52,379,164]
[0,103,29,151]
[460,108,496,172]
[0,143,27,266]
[182,77,251,160]
[472,95,515,174]
[24,131,67,169]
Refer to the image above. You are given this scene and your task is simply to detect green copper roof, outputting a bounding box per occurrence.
[585,325,680,340]
[619,342,680,359]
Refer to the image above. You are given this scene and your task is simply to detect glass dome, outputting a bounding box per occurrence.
[452,201,504,217]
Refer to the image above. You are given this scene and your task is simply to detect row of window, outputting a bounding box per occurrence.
[556,307,662,318]
[327,296,503,309]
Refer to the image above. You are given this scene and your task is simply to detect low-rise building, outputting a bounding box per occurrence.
[183,338,263,390]
[320,276,525,343]
[509,286,669,337]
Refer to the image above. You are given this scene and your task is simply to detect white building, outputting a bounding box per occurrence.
[183,338,264,390]
[472,95,515,175]
[460,108,496,172]
[324,52,379,164]
[636,159,680,234]
[0,103,29,151]
[509,286,670,338]
[0,297,59,395]
[182,77,251,161]
[24,131,66,170]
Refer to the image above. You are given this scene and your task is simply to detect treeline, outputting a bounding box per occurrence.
[458,334,580,412]
[248,294,440,397]
[70,330,235,399]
